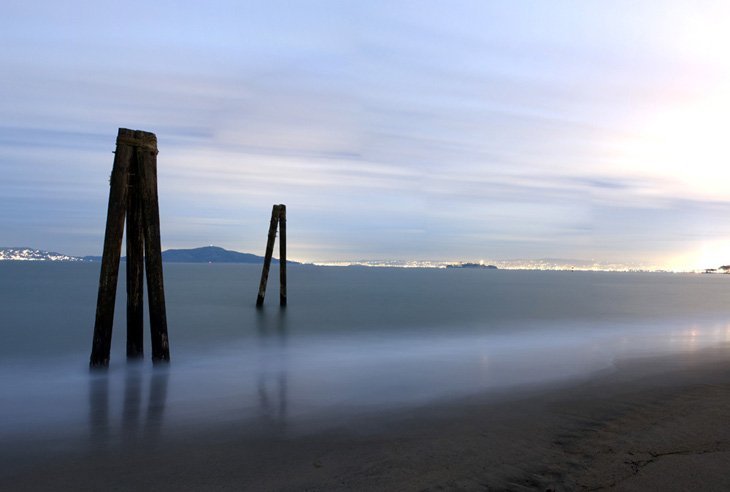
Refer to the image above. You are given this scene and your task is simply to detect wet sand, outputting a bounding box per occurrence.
[4,344,730,491]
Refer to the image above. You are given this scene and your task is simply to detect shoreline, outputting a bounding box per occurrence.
[4,344,730,490]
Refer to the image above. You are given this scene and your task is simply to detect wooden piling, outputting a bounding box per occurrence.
[90,128,169,367]
[278,205,287,306]
[256,205,280,307]
[137,144,170,363]
[90,132,134,368]
[126,151,144,358]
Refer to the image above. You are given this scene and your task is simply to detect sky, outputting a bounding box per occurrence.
[2,1,730,269]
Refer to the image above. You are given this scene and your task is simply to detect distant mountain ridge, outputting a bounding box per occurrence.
[0,246,293,264]
[162,246,285,263]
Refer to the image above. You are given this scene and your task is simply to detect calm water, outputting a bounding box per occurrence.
[2,262,730,462]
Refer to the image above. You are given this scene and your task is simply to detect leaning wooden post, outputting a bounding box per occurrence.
[279,205,287,306]
[90,132,134,367]
[256,205,280,307]
[136,143,170,363]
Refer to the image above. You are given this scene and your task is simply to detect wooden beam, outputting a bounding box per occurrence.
[90,129,134,367]
[256,205,279,307]
[136,142,170,363]
[126,150,144,359]
[278,204,287,307]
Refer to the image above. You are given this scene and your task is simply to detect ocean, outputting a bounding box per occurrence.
[1,262,730,462]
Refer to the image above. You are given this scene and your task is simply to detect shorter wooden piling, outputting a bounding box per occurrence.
[256,204,287,307]
[279,205,287,307]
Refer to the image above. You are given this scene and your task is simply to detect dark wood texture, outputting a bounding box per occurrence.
[278,205,287,306]
[90,128,169,367]
[126,151,145,358]
[90,129,134,367]
[256,205,280,307]
[137,144,170,363]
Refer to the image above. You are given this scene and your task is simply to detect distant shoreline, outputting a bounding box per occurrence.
[0,247,719,272]
[0,246,294,265]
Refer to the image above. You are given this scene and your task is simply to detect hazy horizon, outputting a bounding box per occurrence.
[0,244,713,271]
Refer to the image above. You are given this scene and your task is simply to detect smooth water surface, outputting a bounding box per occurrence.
[2,262,730,466]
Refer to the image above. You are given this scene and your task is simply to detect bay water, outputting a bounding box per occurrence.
[2,262,730,462]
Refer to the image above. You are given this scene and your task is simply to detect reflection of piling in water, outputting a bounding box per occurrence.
[144,368,169,442]
[255,309,288,431]
[88,375,109,445]
[147,368,169,425]
[122,363,143,439]
[88,366,169,446]
[256,204,287,307]
[90,128,170,367]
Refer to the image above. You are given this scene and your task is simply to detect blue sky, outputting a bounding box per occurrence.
[2,1,729,268]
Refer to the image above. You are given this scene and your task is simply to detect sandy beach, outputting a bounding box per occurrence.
[3,343,730,491]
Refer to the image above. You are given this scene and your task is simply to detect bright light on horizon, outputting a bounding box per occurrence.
[665,239,730,272]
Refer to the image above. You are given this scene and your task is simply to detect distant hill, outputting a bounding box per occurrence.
[0,246,295,264]
[161,246,287,264]
[81,246,282,263]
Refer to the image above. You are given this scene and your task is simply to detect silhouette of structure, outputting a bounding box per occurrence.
[256,204,287,307]
[90,129,170,367]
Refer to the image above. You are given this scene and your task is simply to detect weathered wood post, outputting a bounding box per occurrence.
[279,205,287,306]
[90,131,134,367]
[256,205,279,307]
[126,152,144,358]
[90,129,170,368]
[137,144,170,362]
[256,204,287,307]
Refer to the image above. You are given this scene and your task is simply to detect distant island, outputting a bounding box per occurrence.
[447,262,498,269]
[0,246,296,264]
[161,246,293,264]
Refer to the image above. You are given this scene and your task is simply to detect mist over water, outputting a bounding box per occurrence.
[2,262,730,467]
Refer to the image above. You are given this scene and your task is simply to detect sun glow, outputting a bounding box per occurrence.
[619,93,730,200]
[666,239,730,272]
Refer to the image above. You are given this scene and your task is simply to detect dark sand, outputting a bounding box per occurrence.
[4,345,730,491]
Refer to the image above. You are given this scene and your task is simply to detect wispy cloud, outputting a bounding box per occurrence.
[2,1,729,267]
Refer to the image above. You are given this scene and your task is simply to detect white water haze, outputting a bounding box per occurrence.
[2,262,730,465]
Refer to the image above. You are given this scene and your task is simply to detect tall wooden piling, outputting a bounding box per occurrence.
[126,150,144,358]
[256,204,287,307]
[90,129,170,368]
[90,135,134,367]
[137,145,169,362]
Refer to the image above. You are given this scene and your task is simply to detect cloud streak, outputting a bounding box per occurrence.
[2,1,729,268]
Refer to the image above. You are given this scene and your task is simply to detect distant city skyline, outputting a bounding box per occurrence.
[0,246,711,273]
[2,2,730,270]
